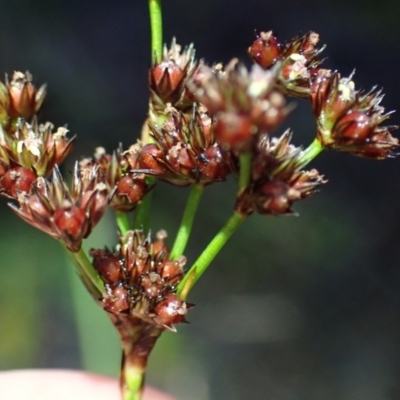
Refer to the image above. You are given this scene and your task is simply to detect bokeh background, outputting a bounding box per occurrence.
[1,1,400,399]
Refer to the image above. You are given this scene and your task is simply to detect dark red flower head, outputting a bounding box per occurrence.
[137,106,233,186]
[311,71,399,159]
[248,31,325,98]
[91,230,191,331]
[188,62,289,152]
[149,38,201,121]
[235,131,326,216]
[10,164,113,252]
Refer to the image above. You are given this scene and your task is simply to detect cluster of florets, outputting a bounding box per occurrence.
[145,32,398,217]
[0,72,150,252]
[235,131,326,215]
[248,31,398,158]
[91,230,191,331]
[1,30,398,323]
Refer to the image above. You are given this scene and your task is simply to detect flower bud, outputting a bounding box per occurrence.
[248,31,281,69]
[1,166,36,198]
[153,293,188,330]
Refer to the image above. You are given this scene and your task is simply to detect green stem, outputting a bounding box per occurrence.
[62,243,104,300]
[133,184,154,231]
[116,211,132,236]
[298,138,324,168]
[148,0,163,63]
[170,185,204,260]
[238,152,252,192]
[176,212,246,300]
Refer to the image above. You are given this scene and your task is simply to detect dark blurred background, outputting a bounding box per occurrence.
[1,1,400,399]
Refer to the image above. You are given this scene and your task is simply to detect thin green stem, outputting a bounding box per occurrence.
[62,243,104,299]
[176,212,247,300]
[133,185,154,231]
[116,211,132,236]
[170,185,204,260]
[122,364,144,400]
[238,152,252,192]
[298,138,324,168]
[148,0,163,63]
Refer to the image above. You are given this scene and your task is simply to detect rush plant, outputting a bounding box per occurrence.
[1,1,398,399]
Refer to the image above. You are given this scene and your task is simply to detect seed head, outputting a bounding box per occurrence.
[249,31,325,98]
[311,71,399,158]
[235,131,326,215]
[10,164,112,252]
[137,107,233,186]
[79,145,149,212]
[91,230,191,331]
[0,71,46,130]
[189,62,289,152]
[149,38,201,120]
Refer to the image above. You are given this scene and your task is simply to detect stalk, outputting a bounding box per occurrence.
[297,138,324,168]
[133,0,163,231]
[238,152,252,192]
[116,211,132,236]
[177,212,246,300]
[109,314,163,400]
[170,185,204,260]
[148,0,163,63]
[63,243,104,300]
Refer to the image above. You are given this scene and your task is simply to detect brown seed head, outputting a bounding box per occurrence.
[91,230,190,331]
[311,71,399,158]
[149,38,201,120]
[10,165,112,252]
[235,131,326,216]
[6,71,46,122]
[138,107,233,186]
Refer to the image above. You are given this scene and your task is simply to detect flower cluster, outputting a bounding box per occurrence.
[91,230,191,331]
[310,71,398,158]
[149,38,201,121]
[248,31,325,97]
[235,131,326,215]
[0,71,46,130]
[10,165,112,252]
[138,106,233,186]
[188,62,289,152]
[79,145,149,212]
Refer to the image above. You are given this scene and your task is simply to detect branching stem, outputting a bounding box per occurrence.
[170,185,204,260]
[62,243,104,299]
[176,212,246,300]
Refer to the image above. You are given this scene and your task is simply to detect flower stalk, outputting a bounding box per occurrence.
[177,211,247,300]
[148,0,163,63]
[116,211,132,236]
[170,184,204,260]
[112,314,163,400]
[63,244,104,300]
[298,138,324,167]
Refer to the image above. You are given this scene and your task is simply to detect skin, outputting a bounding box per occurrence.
[0,370,175,400]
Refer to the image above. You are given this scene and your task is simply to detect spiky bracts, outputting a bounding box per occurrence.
[91,230,192,397]
[79,145,149,212]
[247,30,398,159]
[0,119,74,197]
